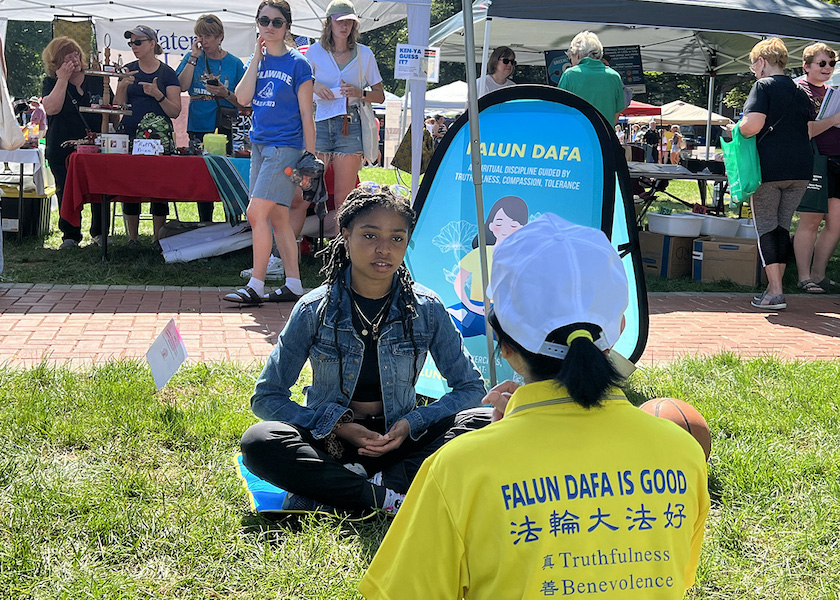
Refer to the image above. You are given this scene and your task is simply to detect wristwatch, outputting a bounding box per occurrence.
[187,56,198,66]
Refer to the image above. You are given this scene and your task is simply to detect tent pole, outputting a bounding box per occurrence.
[462,0,496,388]
[705,56,716,161]
[399,81,409,141]
[705,74,714,160]
[478,17,492,97]
[406,2,431,201]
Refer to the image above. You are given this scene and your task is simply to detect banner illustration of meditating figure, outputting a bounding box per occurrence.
[445,195,528,338]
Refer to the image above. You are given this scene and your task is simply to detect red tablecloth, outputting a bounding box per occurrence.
[61,153,221,227]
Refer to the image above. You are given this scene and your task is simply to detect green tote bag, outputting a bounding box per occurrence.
[722,122,762,205]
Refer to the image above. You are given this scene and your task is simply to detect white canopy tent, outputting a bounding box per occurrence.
[628,100,732,126]
[0,0,433,196]
[399,80,468,111]
[423,80,467,110]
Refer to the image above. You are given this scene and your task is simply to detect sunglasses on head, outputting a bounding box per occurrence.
[127,38,150,47]
[357,181,411,200]
[256,16,287,28]
[815,59,838,68]
[501,58,516,66]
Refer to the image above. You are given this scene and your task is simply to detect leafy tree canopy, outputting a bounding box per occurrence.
[5,21,51,99]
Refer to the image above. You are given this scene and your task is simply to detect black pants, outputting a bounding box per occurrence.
[50,153,102,242]
[121,201,169,217]
[240,407,492,511]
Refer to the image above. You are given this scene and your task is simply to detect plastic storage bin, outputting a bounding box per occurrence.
[647,212,704,237]
[700,214,741,237]
[736,219,758,239]
[0,186,55,239]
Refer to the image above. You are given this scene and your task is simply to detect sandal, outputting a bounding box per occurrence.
[223,286,263,306]
[797,279,825,294]
[263,285,303,303]
[813,277,838,292]
[751,291,787,310]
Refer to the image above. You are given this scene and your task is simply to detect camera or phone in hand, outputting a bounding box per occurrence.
[199,72,221,87]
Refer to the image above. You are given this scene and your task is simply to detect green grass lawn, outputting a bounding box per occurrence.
[1,355,838,599]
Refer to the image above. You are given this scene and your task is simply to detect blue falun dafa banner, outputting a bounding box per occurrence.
[405,85,649,396]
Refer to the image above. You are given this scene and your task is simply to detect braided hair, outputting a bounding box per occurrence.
[315,186,420,399]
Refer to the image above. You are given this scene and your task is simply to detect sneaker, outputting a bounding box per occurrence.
[241,255,284,280]
[280,490,335,514]
[344,463,368,477]
[381,488,406,515]
[127,238,141,248]
[58,239,78,250]
[92,235,110,248]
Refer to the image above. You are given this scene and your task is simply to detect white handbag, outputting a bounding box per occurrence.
[0,67,24,151]
[357,55,380,164]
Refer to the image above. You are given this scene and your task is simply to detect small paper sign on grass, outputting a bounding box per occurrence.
[146,318,188,390]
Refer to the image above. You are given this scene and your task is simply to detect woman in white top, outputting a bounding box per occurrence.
[477,46,517,99]
[307,0,384,213]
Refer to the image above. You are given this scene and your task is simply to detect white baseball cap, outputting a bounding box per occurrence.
[485,213,629,358]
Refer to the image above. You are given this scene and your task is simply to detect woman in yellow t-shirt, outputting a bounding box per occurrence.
[661,128,674,164]
[361,215,710,600]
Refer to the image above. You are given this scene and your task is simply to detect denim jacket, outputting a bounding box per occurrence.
[250,268,485,440]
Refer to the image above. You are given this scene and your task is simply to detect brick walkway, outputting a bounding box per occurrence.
[1,284,839,369]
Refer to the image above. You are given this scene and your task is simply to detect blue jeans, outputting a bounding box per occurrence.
[249,144,304,206]
[315,105,364,156]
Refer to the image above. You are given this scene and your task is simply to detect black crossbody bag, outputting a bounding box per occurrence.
[204,53,237,134]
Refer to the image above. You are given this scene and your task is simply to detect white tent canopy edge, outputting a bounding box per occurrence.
[0,0,407,39]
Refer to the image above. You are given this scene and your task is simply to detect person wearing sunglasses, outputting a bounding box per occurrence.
[558,31,624,125]
[176,14,246,223]
[793,42,840,295]
[477,46,517,99]
[306,0,385,215]
[240,183,488,515]
[223,0,315,306]
[739,38,812,310]
[360,215,709,599]
[114,25,182,245]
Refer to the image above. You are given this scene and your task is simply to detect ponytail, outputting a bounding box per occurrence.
[489,313,621,408]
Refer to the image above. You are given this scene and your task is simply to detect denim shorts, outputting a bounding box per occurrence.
[315,105,363,156]
[249,144,304,207]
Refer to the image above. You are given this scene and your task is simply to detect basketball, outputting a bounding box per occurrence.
[639,398,711,460]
